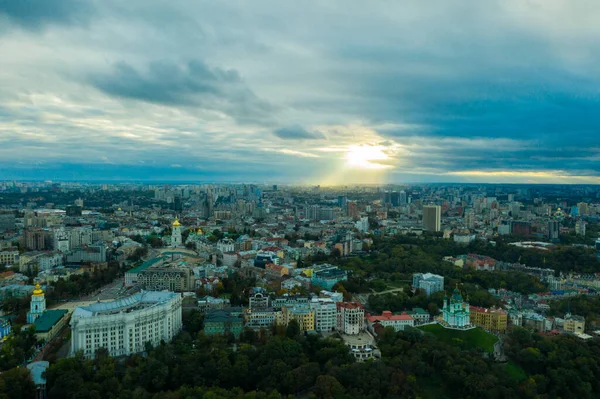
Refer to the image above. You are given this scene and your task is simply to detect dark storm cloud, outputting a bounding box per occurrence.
[88,60,273,124]
[0,0,91,29]
[273,126,325,140]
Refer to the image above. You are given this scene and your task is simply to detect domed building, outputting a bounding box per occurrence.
[442,287,474,329]
[171,217,182,247]
[27,283,46,324]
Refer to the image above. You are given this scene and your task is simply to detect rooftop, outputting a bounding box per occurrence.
[72,291,178,318]
[34,309,68,333]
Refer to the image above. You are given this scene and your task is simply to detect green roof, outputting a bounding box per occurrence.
[127,257,162,274]
[411,307,428,315]
[34,310,68,333]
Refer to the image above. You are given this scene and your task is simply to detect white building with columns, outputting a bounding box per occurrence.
[70,291,182,358]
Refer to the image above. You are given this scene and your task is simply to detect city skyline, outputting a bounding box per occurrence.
[2,1,600,184]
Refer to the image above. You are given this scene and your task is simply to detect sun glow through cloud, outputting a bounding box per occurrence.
[344,145,391,169]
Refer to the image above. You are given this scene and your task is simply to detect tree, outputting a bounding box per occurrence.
[0,366,36,399]
[286,320,301,339]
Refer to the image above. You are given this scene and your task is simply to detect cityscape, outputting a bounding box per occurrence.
[2,0,600,398]
[0,182,599,398]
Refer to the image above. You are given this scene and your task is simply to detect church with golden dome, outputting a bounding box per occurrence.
[27,283,46,324]
[171,217,182,247]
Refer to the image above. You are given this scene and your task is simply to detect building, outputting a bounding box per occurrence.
[245,309,282,330]
[575,221,587,237]
[346,201,358,219]
[311,264,348,290]
[0,319,11,339]
[366,311,415,332]
[217,238,235,253]
[442,288,473,329]
[282,303,315,332]
[27,283,46,324]
[412,273,444,296]
[310,297,337,333]
[33,309,69,342]
[548,220,560,241]
[469,306,508,333]
[0,250,19,266]
[138,266,194,292]
[21,228,48,251]
[336,302,364,335]
[70,291,182,358]
[197,296,229,313]
[125,257,163,287]
[0,211,15,232]
[27,361,49,399]
[422,205,441,232]
[171,218,182,247]
[204,309,244,337]
[65,244,107,264]
[249,290,270,311]
[563,314,585,334]
[407,307,430,324]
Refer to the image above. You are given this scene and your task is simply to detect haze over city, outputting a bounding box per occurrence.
[1,1,599,184]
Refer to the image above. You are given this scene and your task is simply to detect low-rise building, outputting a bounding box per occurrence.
[204,309,243,338]
[311,264,347,290]
[282,303,315,332]
[563,314,585,334]
[413,273,444,296]
[470,306,508,333]
[366,311,415,333]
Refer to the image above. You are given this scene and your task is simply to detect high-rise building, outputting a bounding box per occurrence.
[399,191,407,206]
[577,202,589,216]
[21,228,49,251]
[337,195,347,209]
[548,220,560,241]
[422,205,441,232]
[0,211,16,232]
[346,201,358,219]
[575,220,587,236]
[310,297,337,333]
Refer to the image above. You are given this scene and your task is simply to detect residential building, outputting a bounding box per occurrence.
[407,308,430,324]
[412,273,444,296]
[282,303,315,332]
[70,291,182,358]
[65,244,107,264]
[469,306,508,333]
[336,302,364,335]
[575,221,587,236]
[422,205,441,232]
[310,297,337,333]
[0,250,19,265]
[249,290,270,311]
[197,296,229,313]
[563,314,585,334]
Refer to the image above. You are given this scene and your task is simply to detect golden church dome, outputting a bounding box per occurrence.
[32,283,44,296]
[172,218,181,227]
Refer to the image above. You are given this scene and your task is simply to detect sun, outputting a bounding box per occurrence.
[344,145,391,169]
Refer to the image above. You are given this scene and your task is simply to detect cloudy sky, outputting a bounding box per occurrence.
[1,0,599,184]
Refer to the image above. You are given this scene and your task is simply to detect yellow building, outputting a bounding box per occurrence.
[563,314,585,333]
[282,305,315,332]
[470,306,507,333]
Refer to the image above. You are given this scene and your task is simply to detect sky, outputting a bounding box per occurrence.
[1,0,600,184]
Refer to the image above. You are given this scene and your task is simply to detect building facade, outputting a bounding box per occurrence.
[470,306,508,333]
[422,205,441,232]
[70,291,182,358]
[310,297,337,333]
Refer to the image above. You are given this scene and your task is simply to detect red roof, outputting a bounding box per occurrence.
[337,301,363,310]
[367,311,414,323]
